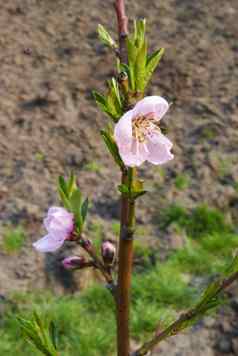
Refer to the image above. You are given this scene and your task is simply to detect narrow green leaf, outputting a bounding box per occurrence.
[92,90,108,111]
[58,176,68,198]
[98,24,117,49]
[67,173,77,197]
[100,130,125,170]
[70,189,83,230]
[127,37,138,66]
[145,48,164,87]
[58,187,71,211]
[135,40,147,92]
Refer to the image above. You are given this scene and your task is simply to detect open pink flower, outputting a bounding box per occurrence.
[33,207,74,253]
[114,96,174,167]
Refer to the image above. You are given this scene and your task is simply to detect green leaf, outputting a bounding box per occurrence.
[93,88,121,122]
[58,187,71,211]
[100,130,125,170]
[92,91,108,112]
[135,40,147,92]
[145,48,164,87]
[135,19,146,49]
[58,176,68,198]
[106,78,123,119]
[118,184,129,195]
[127,37,138,67]
[67,173,77,197]
[70,189,83,229]
[98,24,117,49]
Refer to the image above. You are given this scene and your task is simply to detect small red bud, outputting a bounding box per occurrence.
[62,256,86,270]
[101,240,116,266]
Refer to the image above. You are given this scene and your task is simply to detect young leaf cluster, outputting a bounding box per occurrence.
[18,311,58,356]
[93,78,123,122]
[58,174,89,233]
[121,19,164,94]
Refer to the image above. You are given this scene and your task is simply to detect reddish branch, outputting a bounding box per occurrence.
[114,0,128,63]
[117,169,136,356]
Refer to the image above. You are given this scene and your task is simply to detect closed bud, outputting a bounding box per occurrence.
[62,256,86,270]
[101,240,116,266]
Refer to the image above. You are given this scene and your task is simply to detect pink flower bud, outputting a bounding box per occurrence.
[62,256,86,270]
[101,240,116,265]
[33,207,74,253]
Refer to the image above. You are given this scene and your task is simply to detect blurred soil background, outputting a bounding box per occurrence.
[0,0,238,355]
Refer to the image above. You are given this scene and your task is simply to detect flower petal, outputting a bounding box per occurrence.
[33,233,66,253]
[146,132,174,165]
[133,96,169,120]
[118,139,149,167]
[114,109,133,147]
[44,207,73,235]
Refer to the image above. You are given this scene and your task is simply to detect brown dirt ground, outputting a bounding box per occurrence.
[0,0,238,355]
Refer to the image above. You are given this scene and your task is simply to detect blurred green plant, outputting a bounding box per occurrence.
[174,174,190,190]
[1,226,26,254]
[159,204,232,238]
[83,161,102,173]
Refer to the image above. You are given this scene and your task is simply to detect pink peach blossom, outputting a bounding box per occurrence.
[114,96,174,167]
[33,207,74,253]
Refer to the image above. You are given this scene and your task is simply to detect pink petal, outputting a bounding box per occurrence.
[133,96,169,120]
[118,139,149,167]
[146,132,174,165]
[44,207,73,234]
[114,109,133,147]
[33,233,66,253]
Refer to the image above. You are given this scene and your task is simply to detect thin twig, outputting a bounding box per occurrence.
[131,271,238,356]
[77,235,115,289]
[114,0,128,63]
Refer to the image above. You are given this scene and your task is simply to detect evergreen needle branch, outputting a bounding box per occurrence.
[131,270,238,356]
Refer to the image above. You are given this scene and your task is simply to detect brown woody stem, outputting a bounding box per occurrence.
[117,168,136,356]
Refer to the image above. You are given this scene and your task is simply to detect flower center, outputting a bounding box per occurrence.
[132,114,160,143]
